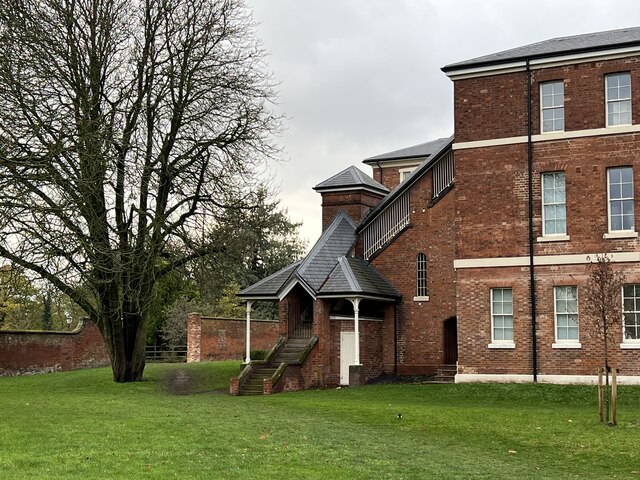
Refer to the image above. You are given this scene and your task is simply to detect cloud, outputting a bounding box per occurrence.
[248,0,640,243]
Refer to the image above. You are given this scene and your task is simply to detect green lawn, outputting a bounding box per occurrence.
[1,363,640,479]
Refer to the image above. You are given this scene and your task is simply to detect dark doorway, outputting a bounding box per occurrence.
[443,317,458,364]
[287,285,313,338]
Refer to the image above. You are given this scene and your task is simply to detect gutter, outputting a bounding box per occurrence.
[526,59,538,383]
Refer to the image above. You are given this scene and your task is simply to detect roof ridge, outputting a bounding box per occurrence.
[295,211,356,286]
[339,256,360,291]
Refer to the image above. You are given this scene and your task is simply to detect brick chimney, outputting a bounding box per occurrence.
[313,166,389,231]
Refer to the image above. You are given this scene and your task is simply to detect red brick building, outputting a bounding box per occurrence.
[235,27,640,394]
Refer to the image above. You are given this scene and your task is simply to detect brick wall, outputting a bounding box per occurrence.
[454,57,640,143]
[453,54,640,380]
[186,313,279,362]
[457,263,640,377]
[371,170,457,375]
[372,165,420,191]
[320,190,385,231]
[0,319,109,376]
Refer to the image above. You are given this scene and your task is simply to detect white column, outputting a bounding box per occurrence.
[349,297,362,365]
[245,301,253,364]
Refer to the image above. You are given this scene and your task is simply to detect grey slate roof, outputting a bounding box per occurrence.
[443,26,640,72]
[237,260,301,299]
[363,136,452,163]
[319,257,400,299]
[295,212,357,291]
[238,211,399,302]
[357,135,454,232]
[313,165,388,194]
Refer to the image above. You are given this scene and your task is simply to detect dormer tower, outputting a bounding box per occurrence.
[313,166,389,231]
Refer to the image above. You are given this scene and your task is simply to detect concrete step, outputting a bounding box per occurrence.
[433,365,456,383]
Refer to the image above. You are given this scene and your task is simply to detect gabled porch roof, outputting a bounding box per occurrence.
[236,260,302,300]
[318,256,400,301]
[238,211,399,303]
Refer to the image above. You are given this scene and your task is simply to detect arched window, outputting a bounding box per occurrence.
[416,253,428,297]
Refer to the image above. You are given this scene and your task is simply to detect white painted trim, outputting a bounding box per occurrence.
[553,286,579,346]
[456,373,640,385]
[454,251,640,269]
[605,72,632,128]
[363,158,425,169]
[620,342,640,349]
[399,167,416,183]
[245,301,253,364]
[445,62,527,80]
[487,342,515,349]
[453,135,527,150]
[445,46,640,80]
[278,277,316,301]
[317,293,396,302]
[552,342,582,349]
[455,373,534,383]
[452,124,640,151]
[490,287,514,345]
[538,374,640,385]
[329,315,383,322]
[603,231,638,239]
[413,296,430,302]
[314,185,388,196]
[540,81,564,134]
[537,235,570,243]
[530,46,640,69]
[541,172,567,238]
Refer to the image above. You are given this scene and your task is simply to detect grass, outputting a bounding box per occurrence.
[2,364,640,479]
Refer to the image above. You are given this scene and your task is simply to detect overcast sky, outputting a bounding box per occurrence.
[246,1,640,245]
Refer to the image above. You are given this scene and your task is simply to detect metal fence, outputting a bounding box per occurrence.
[145,345,187,363]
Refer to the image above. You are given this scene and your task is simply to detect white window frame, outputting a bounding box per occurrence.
[621,284,640,348]
[540,81,564,133]
[541,172,568,239]
[553,286,581,348]
[399,167,416,183]
[606,166,636,237]
[606,72,632,127]
[414,253,429,301]
[489,288,515,349]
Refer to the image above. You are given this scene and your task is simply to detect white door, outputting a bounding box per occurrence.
[340,332,356,385]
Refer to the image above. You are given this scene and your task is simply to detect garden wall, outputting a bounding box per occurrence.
[0,319,109,376]
[187,313,279,362]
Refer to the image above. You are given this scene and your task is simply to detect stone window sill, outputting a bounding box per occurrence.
[603,231,638,239]
[537,235,570,243]
[620,343,640,349]
[552,342,582,349]
[488,342,515,349]
[413,296,430,302]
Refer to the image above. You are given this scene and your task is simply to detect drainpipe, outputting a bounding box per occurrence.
[526,59,538,383]
[376,161,383,187]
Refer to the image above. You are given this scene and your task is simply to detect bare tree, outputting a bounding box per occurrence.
[582,253,625,424]
[0,0,279,381]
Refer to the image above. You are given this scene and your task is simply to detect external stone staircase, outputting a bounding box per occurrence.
[238,366,279,396]
[273,338,311,364]
[432,364,457,383]
[237,337,314,396]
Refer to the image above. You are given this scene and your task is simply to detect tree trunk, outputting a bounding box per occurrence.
[99,295,149,383]
[107,313,147,382]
